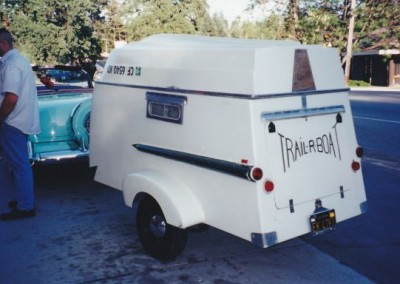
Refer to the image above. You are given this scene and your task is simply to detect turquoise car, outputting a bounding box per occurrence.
[28,66,93,164]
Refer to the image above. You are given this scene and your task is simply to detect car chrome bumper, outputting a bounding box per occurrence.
[30,150,89,165]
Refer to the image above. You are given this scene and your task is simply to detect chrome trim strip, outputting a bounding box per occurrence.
[133,144,255,181]
[37,88,93,96]
[27,141,34,162]
[32,150,89,164]
[96,81,349,100]
[146,92,187,105]
[261,105,345,121]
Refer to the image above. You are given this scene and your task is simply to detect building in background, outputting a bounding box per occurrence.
[351,49,400,87]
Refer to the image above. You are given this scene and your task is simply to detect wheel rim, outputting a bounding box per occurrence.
[137,197,188,260]
[149,214,167,237]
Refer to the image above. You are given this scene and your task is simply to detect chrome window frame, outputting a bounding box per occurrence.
[146,92,187,124]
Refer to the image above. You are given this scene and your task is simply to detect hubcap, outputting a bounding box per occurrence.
[149,215,167,237]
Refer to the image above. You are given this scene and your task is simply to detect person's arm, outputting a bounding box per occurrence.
[0,92,18,123]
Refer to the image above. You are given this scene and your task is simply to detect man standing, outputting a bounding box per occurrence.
[0,28,40,220]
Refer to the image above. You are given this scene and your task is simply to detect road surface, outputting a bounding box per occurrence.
[303,89,400,283]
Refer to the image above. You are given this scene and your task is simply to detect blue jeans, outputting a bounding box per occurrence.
[0,123,34,210]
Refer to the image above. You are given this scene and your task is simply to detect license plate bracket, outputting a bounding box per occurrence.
[309,209,336,236]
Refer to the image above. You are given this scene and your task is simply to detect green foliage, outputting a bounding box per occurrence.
[229,14,289,40]
[204,12,229,37]
[297,8,346,47]
[5,0,105,65]
[247,0,399,52]
[257,13,289,40]
[120,0,209,41]
[95,0,126,53]
[354,0,400,51]
[349,80,371,87]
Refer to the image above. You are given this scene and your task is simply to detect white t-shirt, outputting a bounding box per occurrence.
[0,49,40,135]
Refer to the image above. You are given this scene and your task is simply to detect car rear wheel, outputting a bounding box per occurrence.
[136,196,187,261]
[71,98,91,151]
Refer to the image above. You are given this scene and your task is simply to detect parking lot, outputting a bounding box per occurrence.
[0,162,372,284]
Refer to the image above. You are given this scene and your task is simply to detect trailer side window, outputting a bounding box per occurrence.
[146,92,186,124]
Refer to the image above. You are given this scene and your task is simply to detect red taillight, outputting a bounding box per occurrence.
[352,160,361,171]
[264,180,274,193]
[356,146,364,158]
[251,167,263,181]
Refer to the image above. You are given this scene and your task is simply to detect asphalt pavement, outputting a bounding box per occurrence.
[302,88,400,283]
[0,162,373,284]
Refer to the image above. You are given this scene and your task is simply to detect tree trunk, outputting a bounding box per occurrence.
[344,0,356,86]
[287,0,300,39]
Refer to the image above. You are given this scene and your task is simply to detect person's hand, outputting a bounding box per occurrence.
[40,76,54,88]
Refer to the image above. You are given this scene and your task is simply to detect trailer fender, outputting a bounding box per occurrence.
[122,170,205,228]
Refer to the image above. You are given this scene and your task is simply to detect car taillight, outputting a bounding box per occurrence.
[264,180,274,193]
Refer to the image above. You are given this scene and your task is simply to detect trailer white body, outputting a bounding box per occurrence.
[90,34,367,259]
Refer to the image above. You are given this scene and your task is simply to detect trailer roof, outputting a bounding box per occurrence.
[135,34,301,49]
[102,34,345,97]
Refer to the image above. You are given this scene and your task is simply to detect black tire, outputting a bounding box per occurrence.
[136,196,187,261]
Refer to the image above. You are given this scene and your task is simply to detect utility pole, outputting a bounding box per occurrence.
[344,0,356,86]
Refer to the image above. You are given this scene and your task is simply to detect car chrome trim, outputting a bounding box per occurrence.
[37,88,93,96]
[133,144,255,181]
[32,150,89,164]
[27,141,34,163]
[96,81,349,100]
[261,105,345,121]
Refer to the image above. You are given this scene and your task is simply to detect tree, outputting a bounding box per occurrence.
[241,21,259,39]
[344,0,356,85]
[340,0,400,84]
[229,17,243,38]
[257,13,288,40]
[203,12,229,37]
[94,0,127,53]
[297,6,346,46]
[120,0,209,41]
[354,0,400,51]
[285,0,300,39]
[229,19,259,39]
[7,0,105,65]
[1,1,17,27]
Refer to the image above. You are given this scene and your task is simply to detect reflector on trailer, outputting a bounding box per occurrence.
[264,180,274,193]
[352,161,361,172]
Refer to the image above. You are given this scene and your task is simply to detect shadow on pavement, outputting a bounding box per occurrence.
[33,161,96,186]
